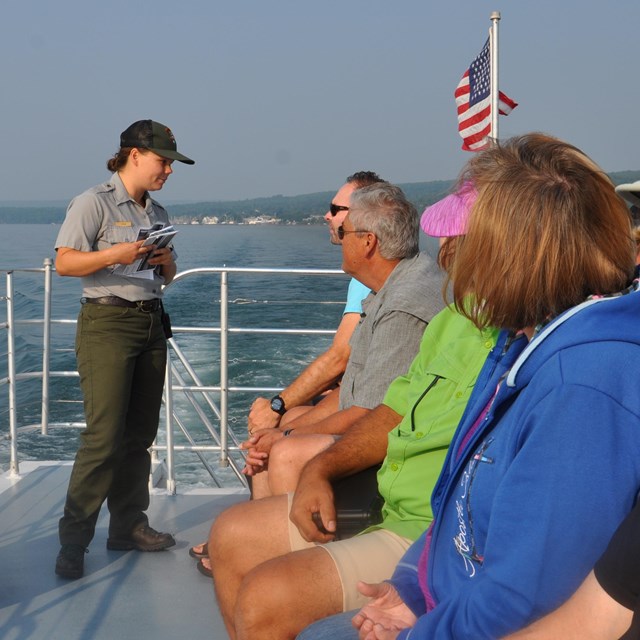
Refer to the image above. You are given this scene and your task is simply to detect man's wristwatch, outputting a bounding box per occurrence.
[270,394,287,416]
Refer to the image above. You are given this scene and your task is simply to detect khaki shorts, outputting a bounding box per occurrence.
[287,493,413,610]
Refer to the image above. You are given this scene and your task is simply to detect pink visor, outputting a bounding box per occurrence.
[420,182,477,238]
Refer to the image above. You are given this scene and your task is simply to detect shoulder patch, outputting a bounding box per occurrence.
[94,182,116,194]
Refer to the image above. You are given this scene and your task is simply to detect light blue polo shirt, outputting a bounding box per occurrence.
[343,278,371,315]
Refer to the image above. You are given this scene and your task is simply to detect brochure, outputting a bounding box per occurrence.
[113,223,178,279]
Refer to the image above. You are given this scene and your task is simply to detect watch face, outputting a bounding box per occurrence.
[270,396,285,414]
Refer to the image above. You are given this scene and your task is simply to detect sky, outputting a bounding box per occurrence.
[1,0,639,203]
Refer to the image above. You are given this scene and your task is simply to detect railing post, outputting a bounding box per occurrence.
[164,348,176,494]
[219,269,229,467]
[6,271,19,477]
[41,258,53,435]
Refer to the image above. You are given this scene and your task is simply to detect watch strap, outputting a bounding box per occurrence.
[270,394,287,416]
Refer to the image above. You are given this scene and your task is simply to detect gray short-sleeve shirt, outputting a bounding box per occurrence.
[55,173,173,301]
[338,252,444,410]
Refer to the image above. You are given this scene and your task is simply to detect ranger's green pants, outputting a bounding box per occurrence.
[59,303,167,547]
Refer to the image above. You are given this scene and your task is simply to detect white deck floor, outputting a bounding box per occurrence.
[0,463,247,640]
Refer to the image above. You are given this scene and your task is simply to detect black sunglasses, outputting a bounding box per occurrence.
[330,204,350,217]
[337,225,370,240]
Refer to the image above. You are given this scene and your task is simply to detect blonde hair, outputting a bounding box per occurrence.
[449,133,635,330]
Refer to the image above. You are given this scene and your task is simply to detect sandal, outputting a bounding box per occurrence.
[197,557,212,578]
[188,542,208,560]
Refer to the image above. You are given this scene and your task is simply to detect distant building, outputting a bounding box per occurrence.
[244,216,279,224]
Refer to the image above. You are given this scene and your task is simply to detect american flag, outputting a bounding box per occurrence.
[455,39,518,151]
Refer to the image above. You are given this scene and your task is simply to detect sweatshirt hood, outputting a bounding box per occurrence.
[506,284,640,389]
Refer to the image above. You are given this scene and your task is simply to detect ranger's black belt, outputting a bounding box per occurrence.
[81,296,161,312]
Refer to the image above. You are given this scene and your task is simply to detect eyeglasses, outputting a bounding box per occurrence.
[329,204,349,217]
[337,225,370,240]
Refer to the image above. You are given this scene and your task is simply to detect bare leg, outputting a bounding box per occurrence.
[235,547,343,640]
[209,494,293,640]
[251,433,335,500]
[249,470,271,500]
[267,434,336,496]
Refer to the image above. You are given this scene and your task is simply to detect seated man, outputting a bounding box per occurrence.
[502,501,640,640]
[208,188,497,640]
[190,172,381,563]
[243,183,444,499]
[246,171,384,436]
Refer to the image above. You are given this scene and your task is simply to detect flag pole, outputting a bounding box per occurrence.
[489,11,501,144]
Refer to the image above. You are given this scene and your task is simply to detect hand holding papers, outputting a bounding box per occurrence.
[113,223,178,279]
[137,224,178,272]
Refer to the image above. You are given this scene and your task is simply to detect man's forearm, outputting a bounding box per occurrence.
[290,404,403,542]
[247,313,359,433]
[279,312,358,408]
[278,348,346,408]
[284,401,367,437]
[302,404,402,481]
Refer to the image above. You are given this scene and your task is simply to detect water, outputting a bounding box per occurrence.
[0,224,355,485]
[0,223,438,486]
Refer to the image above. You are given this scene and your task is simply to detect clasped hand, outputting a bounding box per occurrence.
[248,397,281,433]
[240,428,284,476]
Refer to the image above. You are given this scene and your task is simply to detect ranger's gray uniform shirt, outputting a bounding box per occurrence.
[55,172,172,301]
[338,252,444,410]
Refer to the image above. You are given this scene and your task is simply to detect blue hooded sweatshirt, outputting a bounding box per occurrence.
[390,287,640,639]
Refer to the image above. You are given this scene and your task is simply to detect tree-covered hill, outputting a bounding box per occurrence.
[1,172,638,224]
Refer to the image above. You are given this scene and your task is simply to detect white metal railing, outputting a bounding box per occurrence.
[0,262,346,492]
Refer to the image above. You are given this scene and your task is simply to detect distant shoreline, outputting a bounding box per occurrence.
[1,171,638,224]
[0,218,328,226]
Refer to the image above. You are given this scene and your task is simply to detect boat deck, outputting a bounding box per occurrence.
[0,462,247,640]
